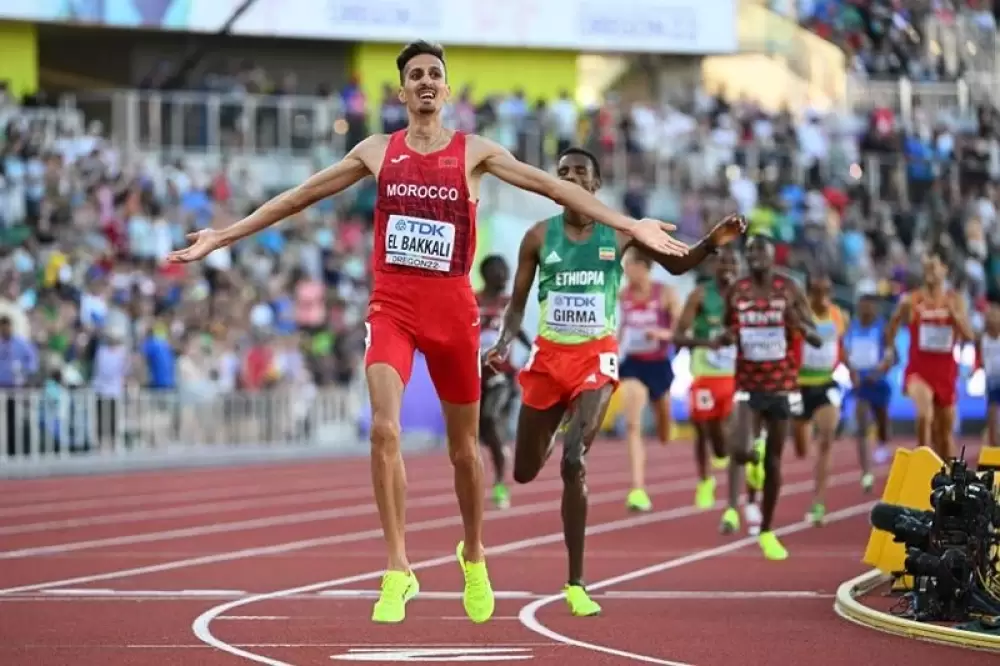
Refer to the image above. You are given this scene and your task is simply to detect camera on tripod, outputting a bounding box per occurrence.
[869,450,1000,622]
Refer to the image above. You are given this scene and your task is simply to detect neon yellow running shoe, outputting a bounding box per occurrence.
[694,477,716,509]
[711,455,730,470]
[492,483,511,509]
[719,507,740,534]
[758,531,788,560]
[564,584,602,617]
[745,438,766,491]
[456,541,495,623]
[626,488,652,512]
[807,502,826,527]
[371,570,419,623]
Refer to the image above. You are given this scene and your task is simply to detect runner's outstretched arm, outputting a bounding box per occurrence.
[882,295,910,364]
[485,223,543,370]
[470,136,687,257]
[620,214,746,275]
[168,137,377,262]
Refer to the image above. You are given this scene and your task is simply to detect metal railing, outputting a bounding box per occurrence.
[0,385,360,465]
[68,89,349,159]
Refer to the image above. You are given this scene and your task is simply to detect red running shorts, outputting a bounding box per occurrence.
[904,364,957,408]
[689,375,736,423]
[365,273,481,404]
[518,336,620,411]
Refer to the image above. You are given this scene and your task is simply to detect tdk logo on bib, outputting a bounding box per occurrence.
[385,214,456,272]
[554,295,597,309]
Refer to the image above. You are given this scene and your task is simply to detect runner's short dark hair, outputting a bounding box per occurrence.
[479,254,507,280]
[557,147,601,181]
[396,41,446,83]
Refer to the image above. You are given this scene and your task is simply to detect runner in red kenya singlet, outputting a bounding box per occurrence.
[166,40,687,624]
[722,236,821,561]
[883,245,974,460]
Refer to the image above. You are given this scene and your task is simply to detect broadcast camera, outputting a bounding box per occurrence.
[869,450,1000,622]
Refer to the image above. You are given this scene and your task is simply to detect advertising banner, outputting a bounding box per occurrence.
[1,0,739,54]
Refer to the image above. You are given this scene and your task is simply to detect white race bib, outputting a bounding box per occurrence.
[546,291,606,337]
[848,338,880,370]
[385,214,455,272]
[917,323,954,353]
[706,345,737,371]
[620,327,659,355]
[803,339,838,370]
[739,326,787,362]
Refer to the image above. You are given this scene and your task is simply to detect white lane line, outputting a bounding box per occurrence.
[189,469,866,666]
[0,463,646,558]
[517,501,874,665]
[0,461,714,595]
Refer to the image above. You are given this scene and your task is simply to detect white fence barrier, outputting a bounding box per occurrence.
[0,385,364,476]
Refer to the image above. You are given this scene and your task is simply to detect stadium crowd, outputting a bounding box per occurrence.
[2,0,999,452]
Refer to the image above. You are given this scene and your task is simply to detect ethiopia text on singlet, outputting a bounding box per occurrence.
[537,215,622,345]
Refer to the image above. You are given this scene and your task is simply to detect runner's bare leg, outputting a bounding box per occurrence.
[441,401,487,562]
[368,363,409,571]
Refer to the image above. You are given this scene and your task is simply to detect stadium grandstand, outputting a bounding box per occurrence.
[0,0,998,468]
[1,1,998,466]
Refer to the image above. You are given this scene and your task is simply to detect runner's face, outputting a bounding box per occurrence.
[922,253,946,286]
[987,305,1000,332]
[400,54,449,115]
[624,253,651,284]
[809,276,831,300]
[857,298,877,323]
[485,262,508,289]
[746,239,772,272]
[556,154,598,193]
[715,250,738,284]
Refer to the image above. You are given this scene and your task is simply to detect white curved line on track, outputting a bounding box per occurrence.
[517,501,873,665]
[190,468,866,665]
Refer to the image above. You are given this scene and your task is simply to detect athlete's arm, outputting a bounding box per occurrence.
[469,136,687,256]
[787,281,823,347]
[948,292,976,342]
[882,295,910,364]
[168,137,379,262]
[672,286,709,348]
[718,284,737,346]
[497,223,544,350]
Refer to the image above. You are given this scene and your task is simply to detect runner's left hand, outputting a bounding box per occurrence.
[633,219,688,256]
[484,340,511,372]
[708,214,748,247]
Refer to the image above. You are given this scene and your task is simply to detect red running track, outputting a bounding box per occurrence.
[0,439,992,665]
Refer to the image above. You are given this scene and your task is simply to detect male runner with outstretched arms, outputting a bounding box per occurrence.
[719,236,821,559]
[883,246,974,460]
[978,302,1000,448]
[477,255,530,508]
[842,293,894,475]
[794,271,849,526]
[673,247,739,511]
[485,147,746,615]
[167,41,687,625]
[618,249,679,512]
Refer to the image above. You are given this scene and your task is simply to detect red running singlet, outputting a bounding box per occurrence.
[903,289,960,406]
[727,274,799,394]
[365,131,482,404]
[619,283,671,362]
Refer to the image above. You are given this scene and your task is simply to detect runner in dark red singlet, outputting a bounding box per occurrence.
[720,236,821,561]
[476,255,530,509]
[883,245,974,459]
[167,41,688,624]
